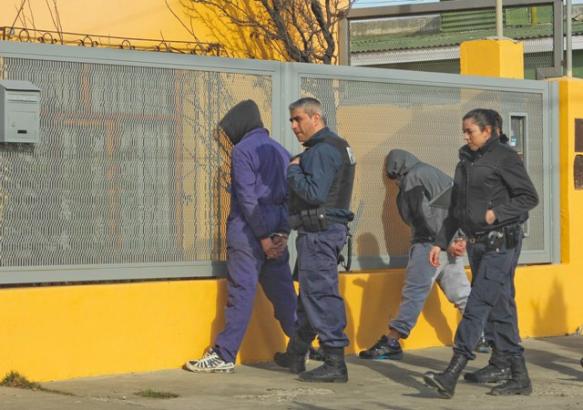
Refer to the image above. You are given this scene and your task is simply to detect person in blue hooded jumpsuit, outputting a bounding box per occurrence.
[185,100,297,373]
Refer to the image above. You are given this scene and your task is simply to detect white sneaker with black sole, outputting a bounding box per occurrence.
[184,348,235,373]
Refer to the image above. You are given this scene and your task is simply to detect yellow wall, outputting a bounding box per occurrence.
[0,0,269,56]
[0,270,455,382]
[0,1,192,42]
[2,257,583,382]
[0,1,345,61]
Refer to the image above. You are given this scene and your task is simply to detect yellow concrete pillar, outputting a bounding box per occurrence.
[460,39,524,79]
[551,77,583,265]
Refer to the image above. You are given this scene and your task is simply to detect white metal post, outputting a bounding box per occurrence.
[566,0,573,77]
[497,0,504,39]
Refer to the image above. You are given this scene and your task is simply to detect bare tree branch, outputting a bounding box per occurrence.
[44,0,63,43]
[260,0,304,61]
[165,0,199,41]
[52,1,64,39]
[310,0,335,64]
[178,0,355,64]
[26,0,37,30]
[10,0,27,30]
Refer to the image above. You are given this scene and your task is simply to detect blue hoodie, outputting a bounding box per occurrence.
[220,100,291,242]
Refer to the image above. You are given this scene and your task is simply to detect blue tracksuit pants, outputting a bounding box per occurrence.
[214,233,297,363]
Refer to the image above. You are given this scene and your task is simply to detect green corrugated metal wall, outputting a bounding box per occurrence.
[440,6,552,33]
[441,10,496,33]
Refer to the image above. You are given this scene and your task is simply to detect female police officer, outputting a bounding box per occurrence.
[423,109,538,398]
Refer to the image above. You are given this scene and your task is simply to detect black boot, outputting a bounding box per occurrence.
[464,350,511,383]
[298,347,348,383]
[489,355,532,396]
[273,337,309,374]
[423,353,468,398]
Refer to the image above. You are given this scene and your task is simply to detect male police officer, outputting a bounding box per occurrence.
[275,97,355,383]
[185,100,297,373]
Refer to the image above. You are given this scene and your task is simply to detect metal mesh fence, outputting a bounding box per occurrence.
[0,57,272,267]
[0,44,555,281]
[301,77,546,267]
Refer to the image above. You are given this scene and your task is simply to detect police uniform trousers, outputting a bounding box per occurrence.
[293,223,349,348]
[453,235,523,359]
[481,237,522,348]
[214,230,297,363]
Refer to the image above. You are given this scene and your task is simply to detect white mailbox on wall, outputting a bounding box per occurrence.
[0,80,40,144]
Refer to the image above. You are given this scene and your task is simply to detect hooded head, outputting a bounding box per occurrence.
[219,99,264,145]
[386,149,420,181]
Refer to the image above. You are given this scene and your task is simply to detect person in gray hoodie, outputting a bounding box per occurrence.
[359,149,471,360]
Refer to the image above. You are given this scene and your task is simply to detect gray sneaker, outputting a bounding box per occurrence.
[185,348,235,373]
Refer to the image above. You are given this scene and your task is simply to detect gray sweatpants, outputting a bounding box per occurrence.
[389,242,471,338]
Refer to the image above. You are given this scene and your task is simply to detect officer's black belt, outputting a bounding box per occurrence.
[289,208,348,232]
[467,232,494,245]
[467,224,522,250]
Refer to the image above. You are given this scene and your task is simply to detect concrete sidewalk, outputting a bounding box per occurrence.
[1,336,582,410]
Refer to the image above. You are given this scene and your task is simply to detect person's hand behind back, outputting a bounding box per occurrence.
[261,234,288,259]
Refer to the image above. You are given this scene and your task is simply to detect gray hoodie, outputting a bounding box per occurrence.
[386,149,453,243]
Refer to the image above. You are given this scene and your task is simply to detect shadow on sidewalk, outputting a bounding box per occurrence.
[290,402,412,410]
[526,348,583,381]
[287,402,339,410]
[534,335,583,354]
[348,352,493,399]
[348,355,435,398]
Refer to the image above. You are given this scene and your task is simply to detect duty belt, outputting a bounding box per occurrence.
[467,224,522,250]
[467,231,500,245]
[289,208,348,232]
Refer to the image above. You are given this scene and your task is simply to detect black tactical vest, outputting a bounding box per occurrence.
[290,134,356,214]
[322,136,355,210]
